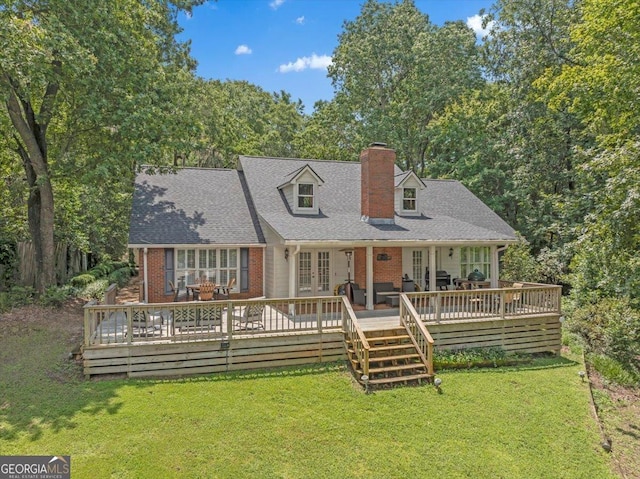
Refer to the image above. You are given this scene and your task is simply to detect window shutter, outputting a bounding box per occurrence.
[164,249,174,294]
[240,248,249,292]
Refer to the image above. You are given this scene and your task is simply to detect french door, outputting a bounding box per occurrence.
[297,250,331,296]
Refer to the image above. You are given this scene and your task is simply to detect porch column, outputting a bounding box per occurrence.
[366,246,373,310]
[491,245,499,288]
[428,246,436,291]
[288,246,297,298]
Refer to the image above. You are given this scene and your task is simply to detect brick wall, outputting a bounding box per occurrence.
[354,247,403,289]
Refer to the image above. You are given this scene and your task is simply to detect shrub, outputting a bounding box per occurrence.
[40,285,75,307]
[566,297,640,382]
[71,273,96,287]
[108,266,133,288]
[80,279,109,301]
[588,354,639,388]
[7,286,35,307]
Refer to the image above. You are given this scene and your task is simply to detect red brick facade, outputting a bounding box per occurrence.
[353,247,403,289]
[141,247,264,304]
[360,145,396,220]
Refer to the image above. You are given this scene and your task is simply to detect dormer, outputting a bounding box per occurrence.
[395,171,425,216]
[277,164,325,215]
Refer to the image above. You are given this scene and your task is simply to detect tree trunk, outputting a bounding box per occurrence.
[6,84,58,293]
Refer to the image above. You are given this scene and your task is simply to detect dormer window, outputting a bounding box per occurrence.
[395,170,425,216]
[278,164,324,215]
[403,187,417,211]
[298,183,314,209]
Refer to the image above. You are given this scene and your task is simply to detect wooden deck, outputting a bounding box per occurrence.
[82,284,562,378]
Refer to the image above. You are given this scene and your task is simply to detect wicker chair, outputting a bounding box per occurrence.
[198,282,215,301]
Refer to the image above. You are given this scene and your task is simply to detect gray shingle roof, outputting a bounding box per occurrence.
[128,167,264,245]
[239,156,516,242]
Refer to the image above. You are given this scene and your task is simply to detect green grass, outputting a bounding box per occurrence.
[0,318,616,478]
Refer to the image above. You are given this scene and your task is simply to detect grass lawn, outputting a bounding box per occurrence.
[0,305,617,478]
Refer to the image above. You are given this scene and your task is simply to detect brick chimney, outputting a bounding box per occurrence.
[360,143,396,224]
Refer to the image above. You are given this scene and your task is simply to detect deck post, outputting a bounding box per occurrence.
[226,300,234,340]
[317,299,322,333]
[126,305,133,344]
[435,291,442,322]
[500,290,505,320]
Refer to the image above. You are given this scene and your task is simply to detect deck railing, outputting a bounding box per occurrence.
[406,284,561,324]
[399,294,434,376]
[341,296,370,377]
[84,296,344,347]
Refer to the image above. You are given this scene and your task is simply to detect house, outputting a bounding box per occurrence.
[128,143,517,308]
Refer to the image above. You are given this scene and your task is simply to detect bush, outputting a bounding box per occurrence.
[40,285,75,307]
[108,266,133,288]
[71,273,96,287]
[7,286,35,307]
[565,297,640,382]
[80,278,109,301]
[588,354,639,388]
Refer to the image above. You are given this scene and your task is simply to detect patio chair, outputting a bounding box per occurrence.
[131,309,163,335]
[233,303,265,331]
[216,277,236,300]
[169,281,187,302]
[198,281,215,301]
[198,304,223,330]
[504,283,523,312]
[350,283,366,306]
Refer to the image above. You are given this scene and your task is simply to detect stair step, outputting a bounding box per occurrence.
[370,343,416,353]
[368,363,427,374]
[368,373,433,385]
[369,353,421,362]
[365,334,410,343]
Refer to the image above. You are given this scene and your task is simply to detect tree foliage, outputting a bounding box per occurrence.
[0,0,204,290]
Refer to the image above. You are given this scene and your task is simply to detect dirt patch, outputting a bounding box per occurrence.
[587,366,640,479]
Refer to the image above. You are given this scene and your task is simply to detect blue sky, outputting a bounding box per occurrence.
[178,0,494,112]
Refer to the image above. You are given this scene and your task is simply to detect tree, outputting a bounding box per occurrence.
[327,0,482,172]
[0,0,203,291]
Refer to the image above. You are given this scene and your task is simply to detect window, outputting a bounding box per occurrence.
[403,187,416,211]
[412,250,424,289]
[298,183,314,208]
[175,248,238,290]
[460,247,491,280]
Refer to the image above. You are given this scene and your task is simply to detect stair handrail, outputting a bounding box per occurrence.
[399,293,434,376]
[341,296,370,377]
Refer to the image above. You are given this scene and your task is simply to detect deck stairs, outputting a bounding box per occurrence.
[346,326,432,389]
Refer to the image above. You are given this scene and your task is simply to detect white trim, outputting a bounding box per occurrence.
[128,243,266,249]
[143,247,148,303]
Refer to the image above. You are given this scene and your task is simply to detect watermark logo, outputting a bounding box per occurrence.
[0,456,70,479]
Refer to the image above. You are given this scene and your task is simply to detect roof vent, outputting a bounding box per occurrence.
[369,142,387,147]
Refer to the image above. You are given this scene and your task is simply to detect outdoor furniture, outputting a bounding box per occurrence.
[198,282,216,301]
[351,283,366,306]
[504,283,523,312]
[372,282,399,304]
[454,279,491,290]
[185,284,201,301]
[197,304,223,329]
[131,310,163,335]
[216,277,236,300]
[385,293,400,307]
[233,303,265,331]
[169,281,187,302]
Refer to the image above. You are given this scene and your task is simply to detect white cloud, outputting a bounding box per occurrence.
[278,53,332,73]
[467,14,494,38]
[269,0,285,10]
[296,16,305,25]
[235,44,252,55]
